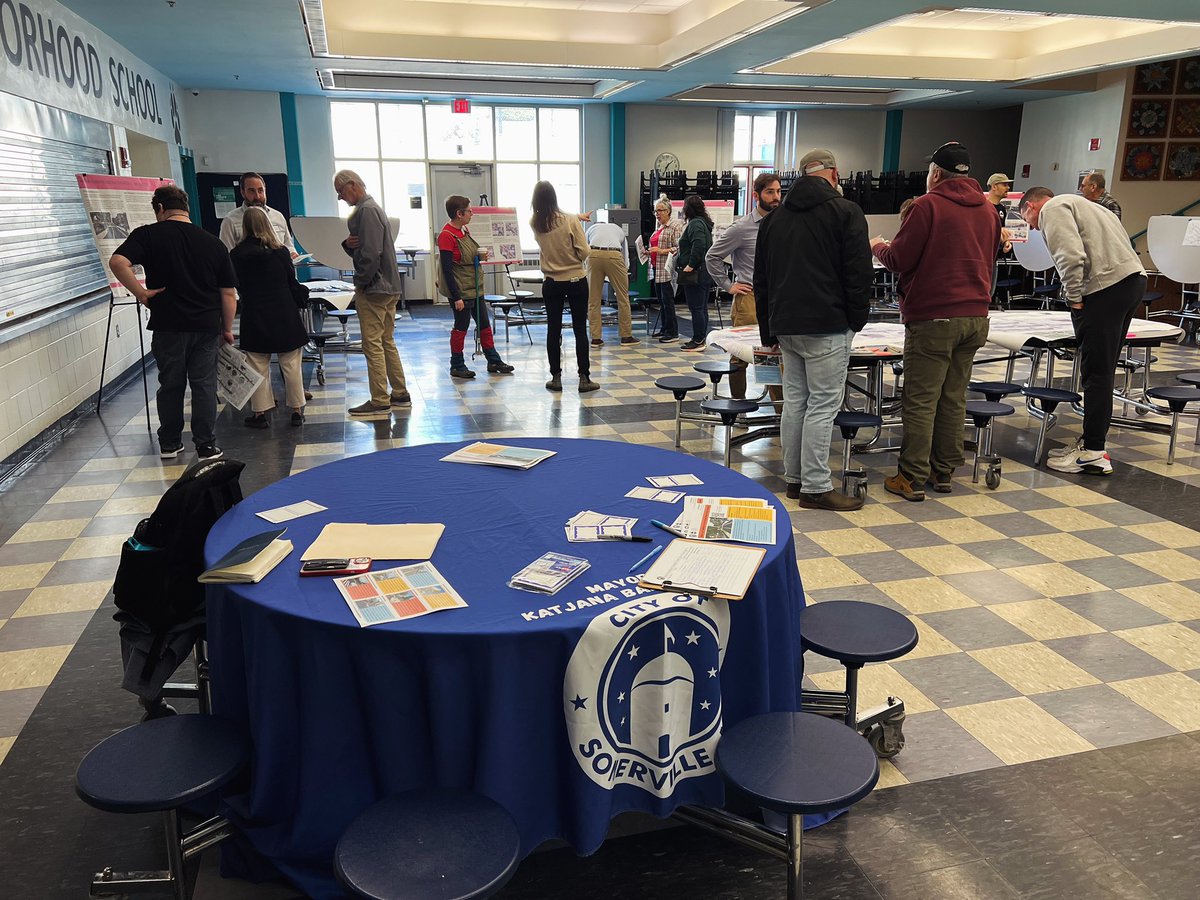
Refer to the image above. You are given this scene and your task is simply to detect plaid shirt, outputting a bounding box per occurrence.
[650,218,683,284]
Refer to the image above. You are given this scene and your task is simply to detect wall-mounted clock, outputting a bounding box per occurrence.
[654,151,680,175]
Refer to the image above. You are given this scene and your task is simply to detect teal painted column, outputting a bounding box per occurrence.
[279,92,306,215]
[609,103,625,206]
[883,110,903,172]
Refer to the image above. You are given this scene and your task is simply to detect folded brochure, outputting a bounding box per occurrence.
[335,561,467,627]
[440,441,556,470]
[199,528,292,584]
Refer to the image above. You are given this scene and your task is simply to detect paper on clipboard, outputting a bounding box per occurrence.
[639,538,765,600]
[302,523,445,561]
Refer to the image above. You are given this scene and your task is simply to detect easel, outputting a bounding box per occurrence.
[96,289,153,437]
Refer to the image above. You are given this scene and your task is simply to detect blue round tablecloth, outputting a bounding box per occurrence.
[205,438,808,898]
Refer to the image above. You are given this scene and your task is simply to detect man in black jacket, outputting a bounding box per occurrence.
[754,148,873,511]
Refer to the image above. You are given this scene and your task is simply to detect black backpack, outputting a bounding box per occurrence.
[113,457,245,634]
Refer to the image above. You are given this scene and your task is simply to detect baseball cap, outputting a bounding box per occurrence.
[987,173,1013,187]
[929,141,971,174]
[799,148,837,175]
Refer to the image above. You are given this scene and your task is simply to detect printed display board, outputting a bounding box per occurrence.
[670,199,736,242]
[468,206,523,264]
[76,174,173,297]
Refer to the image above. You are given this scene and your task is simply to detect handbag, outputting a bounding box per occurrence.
[678,266,698,286]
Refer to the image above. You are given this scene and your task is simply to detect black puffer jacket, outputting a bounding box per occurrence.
[753,176,873,344]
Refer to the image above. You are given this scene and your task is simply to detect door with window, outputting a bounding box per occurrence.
[429,163,497,298]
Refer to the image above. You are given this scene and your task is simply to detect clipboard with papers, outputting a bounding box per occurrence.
[638,538,765,601]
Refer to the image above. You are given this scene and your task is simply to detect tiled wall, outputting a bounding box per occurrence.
[0,299,150,463]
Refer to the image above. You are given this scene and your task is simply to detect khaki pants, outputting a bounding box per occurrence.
[587,250,633,339]
[356,290,408,404]
[729,290,781,401]
[246,348,305,413]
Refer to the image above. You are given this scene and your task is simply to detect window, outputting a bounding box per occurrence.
[328,101,582,253]
[733,112,776,214]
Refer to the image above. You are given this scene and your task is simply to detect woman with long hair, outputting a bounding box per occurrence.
[647,195,682,343]
[677,193,715,351]
[530,181,598,393]
[230,206,309,426]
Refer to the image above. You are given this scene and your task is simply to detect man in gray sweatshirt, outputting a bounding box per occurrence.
[1019,187,1146,476]
[335,169,410,418]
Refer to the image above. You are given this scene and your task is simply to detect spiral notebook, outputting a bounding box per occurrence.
[638,538,764,601]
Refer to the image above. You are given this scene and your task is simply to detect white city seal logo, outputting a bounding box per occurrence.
[564,592,729,796]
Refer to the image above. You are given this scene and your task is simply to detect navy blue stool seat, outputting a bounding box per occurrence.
[656,375,707,448]
[832,411,882,497]
[1145,386,1200,464]
[693,359,737,398]
[965,400,1015,488]
[74,714,249,900]
[800,600,917,758]
[335,789,520,900]
[700,398,758,467]
[969,381,1022,402]
[1176,372,1200,387]
[717,712,879,900]
[1022,386,1082,464]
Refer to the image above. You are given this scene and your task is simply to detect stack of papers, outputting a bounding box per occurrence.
[302,523,444,561]
[566,511,637,542]
[441,442,556,470]
[509,552,591,594]
[334,561,467,627]
[640,538,765,601]
[199,529,293,584]
[669,496,777,545]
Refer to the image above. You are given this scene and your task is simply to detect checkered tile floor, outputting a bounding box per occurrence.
[2,305,1200,799]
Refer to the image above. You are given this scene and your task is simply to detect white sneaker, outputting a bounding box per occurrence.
[1047,447,1113,475]
[1047,436,1084,459]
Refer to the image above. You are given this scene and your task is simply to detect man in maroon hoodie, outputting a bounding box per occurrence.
[871,142,1000,501]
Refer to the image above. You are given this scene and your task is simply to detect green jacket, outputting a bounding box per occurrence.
[677,217,714,272]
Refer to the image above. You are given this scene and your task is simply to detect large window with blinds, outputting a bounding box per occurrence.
[0,98,113,329]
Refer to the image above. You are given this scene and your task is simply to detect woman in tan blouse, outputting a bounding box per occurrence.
[531,181,598,393]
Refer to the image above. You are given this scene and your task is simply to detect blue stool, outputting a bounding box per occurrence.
[1022,386,1082,465]
[717,713,879,900]
[966,400,1015,488]
[833,410,882,498]
[656,375,707,447]
[969,381,1022,403]
[1145,386,1200,464]
[335,789,520,900]
[74,714,249,900]
[700,398,758,467]
[693,359,737,399]
[800,600,918,758]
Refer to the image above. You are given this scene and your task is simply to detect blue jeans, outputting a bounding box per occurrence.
[683,275,710,342]
[655,281,678,337]
[152,331,220,448]
[778,331,853,493]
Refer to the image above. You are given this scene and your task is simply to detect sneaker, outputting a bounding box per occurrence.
[450,366,476,379]
[785,483,802,500]
[196,444,224,461]
[884,472,925,502]
[798,490,865,512]
[1048,436,1085,459]
[487,360,515,374]
[390,392,411,407]
[591,338,604,347]
[681,341,707,352]
[291,411,305,426]
[658,334,680,344]
[1047,448,1113,475]
[243,412,269,429]
[927,473,952,494]
[349,400,391,418]
[620,336,640,345]
[546,376,562,392]
[579,378,600,393]
[159,443,183,460]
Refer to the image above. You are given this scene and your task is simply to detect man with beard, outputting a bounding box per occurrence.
[219,171,298,256]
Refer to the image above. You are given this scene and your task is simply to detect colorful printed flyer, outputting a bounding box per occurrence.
[334,562,467,627]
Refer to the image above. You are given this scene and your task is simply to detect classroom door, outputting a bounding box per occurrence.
[429,163,496,290]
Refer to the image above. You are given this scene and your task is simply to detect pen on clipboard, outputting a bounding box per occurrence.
[650,519,686,538]
[628,544,664,573]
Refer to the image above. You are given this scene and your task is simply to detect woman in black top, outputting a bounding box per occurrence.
[230,207,310,426]
[676,194,714,351]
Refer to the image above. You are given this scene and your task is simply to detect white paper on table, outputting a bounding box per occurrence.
[217,343,265,409]
[640,538,765,600]
[626,486,685,503]
[646,474,703,488]
[565,510,637,542]
[302,523,445,561]
[1184,220,1200,247]
[670,496,776,545]
[256,500,328,524]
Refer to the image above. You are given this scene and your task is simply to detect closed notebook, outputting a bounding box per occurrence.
[199,529,292,584]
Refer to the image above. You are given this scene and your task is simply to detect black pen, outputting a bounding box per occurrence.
[600,535,653,542]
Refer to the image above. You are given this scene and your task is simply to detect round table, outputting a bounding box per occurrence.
[206,438,807,898]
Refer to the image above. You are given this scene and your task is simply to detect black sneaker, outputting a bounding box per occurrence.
[159,443,183,460]
[349,400,391,418]
[196,444,224,461]
[680,341,707,352]
[658,334,680,344]
[620,336,640,345]
[291,411,305,426]
[450,366,476,379]
[243,413,269,429]
[487,360,515,374]
[390,393,411,407]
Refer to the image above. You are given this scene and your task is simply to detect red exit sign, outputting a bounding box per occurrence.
[452,98,471,114]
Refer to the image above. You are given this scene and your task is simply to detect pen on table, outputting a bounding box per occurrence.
[599,535,653,542]
[650,519,685,538]
[628,544,664,574]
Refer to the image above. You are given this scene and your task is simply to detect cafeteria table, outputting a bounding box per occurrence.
[205,438,812,898]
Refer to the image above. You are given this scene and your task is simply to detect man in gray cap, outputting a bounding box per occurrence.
[871,142,1000,501]
[754,149,872,511]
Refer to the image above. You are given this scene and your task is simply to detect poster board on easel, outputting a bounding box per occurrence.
[466,206,523,265]
[670,199,737,243]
